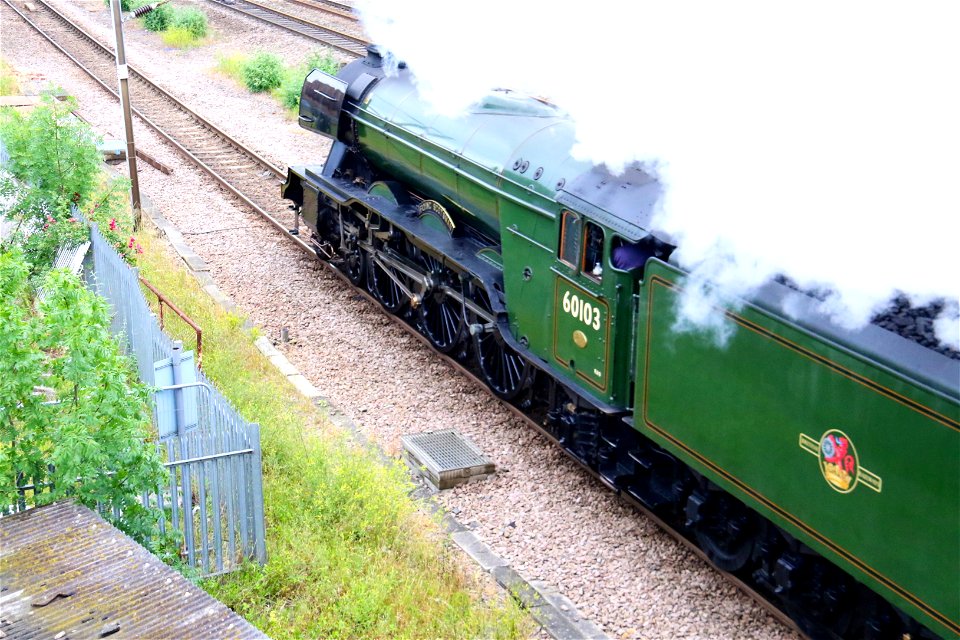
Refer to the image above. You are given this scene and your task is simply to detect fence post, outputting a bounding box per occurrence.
[250,423,267,564]
[171,340,186,437]
[15,472,26,512]
[172,341,196,566]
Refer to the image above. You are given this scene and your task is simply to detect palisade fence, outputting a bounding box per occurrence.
[2,147,265,574]
[82,218,265,574]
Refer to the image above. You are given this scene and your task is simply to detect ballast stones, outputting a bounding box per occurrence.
[401,429,495,490]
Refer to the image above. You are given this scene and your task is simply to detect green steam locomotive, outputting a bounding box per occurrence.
[282,47,959,639]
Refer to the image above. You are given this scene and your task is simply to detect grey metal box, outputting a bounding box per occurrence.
[400,429,495,490]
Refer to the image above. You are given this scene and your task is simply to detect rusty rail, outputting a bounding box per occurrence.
[139,275,203,368]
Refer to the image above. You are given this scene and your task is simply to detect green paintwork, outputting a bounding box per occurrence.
[347,77,642,406]
[634,260,960,639]
[367,180,402,204]
[552,277,610,391]
[352,77,587,242]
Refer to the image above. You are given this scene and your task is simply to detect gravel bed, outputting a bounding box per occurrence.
[2,5,800,638]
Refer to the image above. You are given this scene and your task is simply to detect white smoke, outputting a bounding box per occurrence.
[357,0,960,350]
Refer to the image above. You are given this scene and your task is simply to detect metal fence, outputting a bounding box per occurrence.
[83,219,267,573]
[1,165,265,573]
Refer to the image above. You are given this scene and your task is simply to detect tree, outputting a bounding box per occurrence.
[1,88,166,544]
[0,250,166,541]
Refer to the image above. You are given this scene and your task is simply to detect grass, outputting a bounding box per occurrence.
[0,58,20,96]
[214,52,247,83]
[161,26,202,49]
[133,222,531,639]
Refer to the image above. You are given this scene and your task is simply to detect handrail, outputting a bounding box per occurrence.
[138,275,203,368]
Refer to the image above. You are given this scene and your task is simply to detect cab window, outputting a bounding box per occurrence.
[558,210,581,268]
[582,222,604,281]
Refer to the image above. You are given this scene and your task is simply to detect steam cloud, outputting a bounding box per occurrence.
[357,0,960,349]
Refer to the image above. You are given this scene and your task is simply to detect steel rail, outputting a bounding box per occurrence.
[2,0,315,256]
[6,1,805,634]
[275,0,357,22]
[206,0,368,57]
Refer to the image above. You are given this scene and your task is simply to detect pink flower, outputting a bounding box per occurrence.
[109,218,117,231]
[135,243,144,254]
[46,215,55,224]
[128,236,136,249]
[68,217,77,223]
[42,224,50,231]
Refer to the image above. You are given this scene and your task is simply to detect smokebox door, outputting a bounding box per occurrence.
[298,70,348,139]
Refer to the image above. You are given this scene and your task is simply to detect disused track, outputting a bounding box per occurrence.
[206,0,368,57]
[4,1,803,636]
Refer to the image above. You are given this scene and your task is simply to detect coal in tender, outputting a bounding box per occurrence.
[871,295,959,360]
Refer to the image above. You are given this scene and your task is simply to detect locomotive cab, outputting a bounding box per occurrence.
[533,164,673,407]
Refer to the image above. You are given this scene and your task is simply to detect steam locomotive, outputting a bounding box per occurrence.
[281,47,960,639]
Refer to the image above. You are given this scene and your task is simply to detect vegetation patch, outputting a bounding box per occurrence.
[133,2,209,48]
[0,58,20,96]
[132,226,530,638]
[160,26,201,49]
[0,94,164,548]
[277,50,339,110]
[171,6,207,38]
[241,51,284,93]
[215,50,341,111]
[141,2,173,32]
[214,52,247,83]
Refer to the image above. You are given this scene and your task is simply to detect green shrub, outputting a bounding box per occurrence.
[0,94,101,215]
[276,68,307,110]
[242,52,284,93]
[172,6,208,38]
[304,50,340,75]
[141,2,173,32]
[0,251,166,545]
[275,50,340,110]
[0,99,162,540]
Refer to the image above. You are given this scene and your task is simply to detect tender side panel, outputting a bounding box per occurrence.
[634,262,960,639]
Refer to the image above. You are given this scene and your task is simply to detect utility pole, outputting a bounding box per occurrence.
[109,0,142,229]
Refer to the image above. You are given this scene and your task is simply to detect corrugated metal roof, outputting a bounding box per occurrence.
[0,501,268,639]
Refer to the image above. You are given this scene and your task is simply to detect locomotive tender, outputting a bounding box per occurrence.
[282,47,960,639]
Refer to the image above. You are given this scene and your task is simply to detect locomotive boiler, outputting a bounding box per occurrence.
[282,47,960,639]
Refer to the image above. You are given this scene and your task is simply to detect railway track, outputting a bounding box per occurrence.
[275,0,357,23]
[4,1,803,636]
[206,0,368,58]
[1,0,312,253]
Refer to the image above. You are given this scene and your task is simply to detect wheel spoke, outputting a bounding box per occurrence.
[469,283,532,400]
[415,251,464,353]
